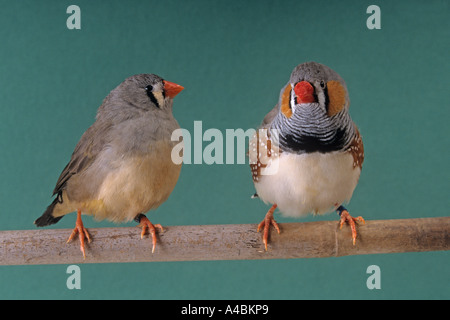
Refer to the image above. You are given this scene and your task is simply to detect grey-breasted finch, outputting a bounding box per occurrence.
[35,74,184,258]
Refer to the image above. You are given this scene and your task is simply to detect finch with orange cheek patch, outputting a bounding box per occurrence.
[250,62,365,251]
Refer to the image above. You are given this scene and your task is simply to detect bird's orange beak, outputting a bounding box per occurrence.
[163,80,184,98]
[294,81,316,104]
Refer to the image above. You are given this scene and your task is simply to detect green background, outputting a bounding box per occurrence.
[0,0,448,299]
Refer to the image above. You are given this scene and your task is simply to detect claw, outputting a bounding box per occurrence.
[257,204,280,251]
[67,210,91,259]
[337,206,365,245]
[138,215,163,253]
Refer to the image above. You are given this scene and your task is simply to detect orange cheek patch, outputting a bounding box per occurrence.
[327,80,347,116]
[280,85,293,118]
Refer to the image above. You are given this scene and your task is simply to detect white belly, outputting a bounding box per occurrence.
[254,151,360,217]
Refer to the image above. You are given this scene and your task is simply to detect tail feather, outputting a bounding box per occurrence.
[35,197,63,227]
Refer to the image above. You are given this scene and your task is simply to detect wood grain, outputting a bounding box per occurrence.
[0,217,448,265]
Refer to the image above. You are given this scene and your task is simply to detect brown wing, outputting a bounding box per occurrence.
[52,120,111,196]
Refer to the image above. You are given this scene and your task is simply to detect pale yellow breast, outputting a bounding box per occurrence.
[85,140,182,222]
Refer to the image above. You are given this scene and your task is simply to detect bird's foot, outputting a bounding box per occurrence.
[257,204,280,251]
[67,210,91,259]
[136,214,163,253]
[337,206,365,245]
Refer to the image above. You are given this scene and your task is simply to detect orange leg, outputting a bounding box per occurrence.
[337,206,365,245]
[67,210,91,259]
[136,214,164,253]
[257,204,280,251]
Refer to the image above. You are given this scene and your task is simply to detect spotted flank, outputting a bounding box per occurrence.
[347,127,364,169]
[249,128,281,183]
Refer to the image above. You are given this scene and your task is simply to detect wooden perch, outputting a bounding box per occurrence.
[1,217,449,265]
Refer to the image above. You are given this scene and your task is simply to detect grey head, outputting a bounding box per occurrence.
[287,61,349,113]
[270,62,355,154]
[97,74,184,124]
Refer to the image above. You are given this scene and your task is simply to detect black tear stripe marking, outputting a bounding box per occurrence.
[281,128,347,153]
[147,91,160,108]
[323,86,329,113]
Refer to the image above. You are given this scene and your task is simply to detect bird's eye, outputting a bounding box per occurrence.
[145,85,153,92]
[320,81,326,89]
